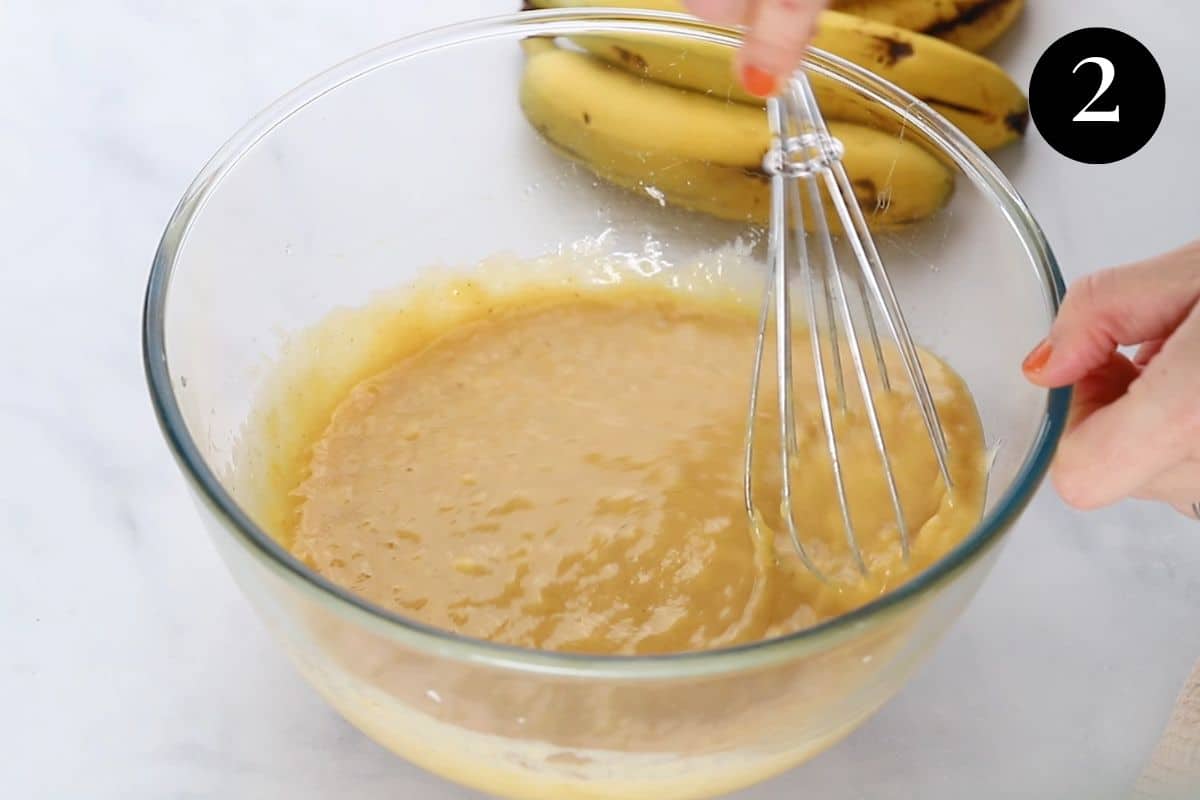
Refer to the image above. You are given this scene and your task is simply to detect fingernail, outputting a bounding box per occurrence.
[740,64,778,97]
[1022,339,1053,374]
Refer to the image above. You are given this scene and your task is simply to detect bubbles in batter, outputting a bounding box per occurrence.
[255,253,987,655]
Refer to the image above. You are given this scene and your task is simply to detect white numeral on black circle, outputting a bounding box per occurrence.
[1072,56,1120,122]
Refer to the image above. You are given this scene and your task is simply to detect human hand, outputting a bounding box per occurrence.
[1022,241,1200,519]
[684,0,829,97]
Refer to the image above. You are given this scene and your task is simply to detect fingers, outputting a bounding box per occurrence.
[685,0,829,96]
[1023,241,1200,389]
[1024,241,1200,512]
[1051,305,1200,510]
[684,0,751,25]
[1062,351,1139,434]
[738,0,827,95]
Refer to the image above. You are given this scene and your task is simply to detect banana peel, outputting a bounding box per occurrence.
[519,41,955,232]
[523,0,1029,151]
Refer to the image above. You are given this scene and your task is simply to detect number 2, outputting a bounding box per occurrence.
[1072,56,1120,122]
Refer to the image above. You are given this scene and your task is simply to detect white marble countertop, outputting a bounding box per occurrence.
[4,1,1199,798]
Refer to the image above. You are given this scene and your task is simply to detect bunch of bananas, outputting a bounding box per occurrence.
[518,0,1028,230]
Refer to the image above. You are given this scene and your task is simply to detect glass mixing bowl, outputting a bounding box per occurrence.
[143,9,1068,800]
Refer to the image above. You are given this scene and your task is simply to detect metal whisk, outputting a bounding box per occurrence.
[744,73,953,580]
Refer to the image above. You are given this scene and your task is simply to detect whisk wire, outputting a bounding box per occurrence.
[785,80,912,562]
[769,98,826,579]
[792,75,954,486]
[796,182,868,574]
[746,71,956,578]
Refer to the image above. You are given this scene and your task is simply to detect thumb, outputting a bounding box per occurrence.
[1023,241,1200,389]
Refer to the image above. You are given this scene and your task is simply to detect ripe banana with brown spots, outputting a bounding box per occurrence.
[518,39,955,232]
[828,0,1025,53]
[522,0,1029,151]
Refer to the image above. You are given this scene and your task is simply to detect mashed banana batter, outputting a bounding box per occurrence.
[285,272,987,655]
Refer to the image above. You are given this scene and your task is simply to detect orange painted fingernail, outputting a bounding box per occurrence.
[1022,339,1053,374]
[740,64,777,97]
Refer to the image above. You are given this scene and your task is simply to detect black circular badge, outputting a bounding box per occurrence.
[1029,28,1165,164]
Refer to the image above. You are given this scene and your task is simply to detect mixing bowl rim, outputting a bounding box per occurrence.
[143,8,1071,679]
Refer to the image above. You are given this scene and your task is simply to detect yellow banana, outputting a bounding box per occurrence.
[518,40,955,231]
[523,0,1028,150]
[829,0,1025,52]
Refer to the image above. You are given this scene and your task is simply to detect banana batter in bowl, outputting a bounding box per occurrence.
[144,10,1067,800]
[276,257,986,656]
